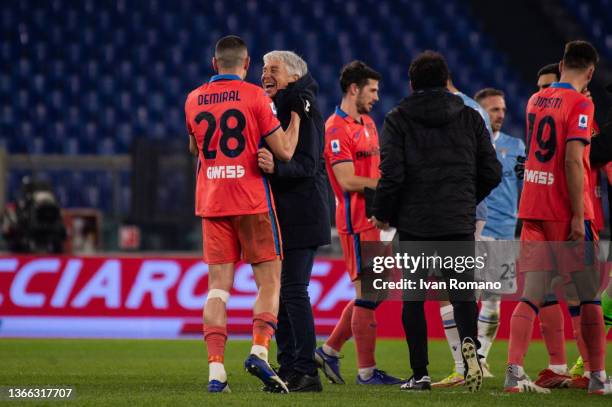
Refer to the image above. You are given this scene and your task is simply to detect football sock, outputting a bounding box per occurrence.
[580,303,606,372]
[252,312,277,362]
[539,300,566,366]
[203,325,227,382]
[441,304,465,375]
[508,300,537,366]
[358,366,376,380]
[326,300,355,353]
[477,299,500,360]
[352,300,377,369]
[569,305,590,373]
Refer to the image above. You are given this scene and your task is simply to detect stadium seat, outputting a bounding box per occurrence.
[3,0,606,213]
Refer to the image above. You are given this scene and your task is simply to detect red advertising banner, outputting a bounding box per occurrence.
[0,255,597,340]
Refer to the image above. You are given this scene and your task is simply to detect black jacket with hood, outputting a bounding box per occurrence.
[266,72,331,250]
[373,87,501,237]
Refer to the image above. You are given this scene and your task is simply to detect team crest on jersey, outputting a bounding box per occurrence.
[270,102,277,116]
[578,114,588,129]
[331,139,341,154]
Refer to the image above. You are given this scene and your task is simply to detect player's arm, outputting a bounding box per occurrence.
[265,112,301,162]
[332,161,378,192]
[565,140,586,240]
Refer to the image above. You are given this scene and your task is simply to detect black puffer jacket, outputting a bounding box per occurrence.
[266,73,331,250]
[373,88,501,237]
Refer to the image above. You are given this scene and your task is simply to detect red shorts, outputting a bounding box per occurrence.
[339,227,381,281]
[519,220,597,274]
[202,212,282,265]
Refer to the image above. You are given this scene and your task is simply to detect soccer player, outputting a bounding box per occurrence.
[534,63,610,389]
[505,40,610,395]
[184,35,301,393]
[476,88,525,242]
[315,61,403,386]
[475,88,525,377]
[537,63,561,90]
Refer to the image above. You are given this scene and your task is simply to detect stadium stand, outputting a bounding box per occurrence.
[0,0,609,215]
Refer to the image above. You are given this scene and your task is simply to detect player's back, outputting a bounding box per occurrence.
[519,83,594,221]
[185,75,281,217]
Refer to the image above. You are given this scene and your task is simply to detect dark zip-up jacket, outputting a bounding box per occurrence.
[373,88,501,237]
[267,73,331,249]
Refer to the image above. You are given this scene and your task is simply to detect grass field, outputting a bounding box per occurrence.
[1,338,611,406]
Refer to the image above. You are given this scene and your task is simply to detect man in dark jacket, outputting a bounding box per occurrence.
[371,51,501,392]
[258,51,331,392]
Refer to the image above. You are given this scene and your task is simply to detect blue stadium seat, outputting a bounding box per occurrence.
[5,0,583,212]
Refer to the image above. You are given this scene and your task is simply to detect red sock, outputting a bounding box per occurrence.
[326,300,354,352]
[203,324,227,363]
[253,312,277,349]
[570,314,590,372]
[508,301,537,365]
[580,304,606,372]
[351,304,377,368]
[539,302,566,365]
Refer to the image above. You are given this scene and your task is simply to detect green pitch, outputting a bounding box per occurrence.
[1,338,611,406]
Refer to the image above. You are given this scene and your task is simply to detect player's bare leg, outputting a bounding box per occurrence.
[203,263,235,393]
[244,258,289,392]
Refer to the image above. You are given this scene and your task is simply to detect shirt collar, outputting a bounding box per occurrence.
[550,82,575,90]
[209,74,241,83]
[335,106,363,124]
[335,105,349,118]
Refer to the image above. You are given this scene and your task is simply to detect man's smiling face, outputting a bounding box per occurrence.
[261,58,295,97]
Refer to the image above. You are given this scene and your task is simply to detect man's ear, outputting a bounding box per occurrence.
[243,56,251,72]
[349,83,359,97]
[212,57,219,73]
[586,66,594,82]
[558,60,564,76]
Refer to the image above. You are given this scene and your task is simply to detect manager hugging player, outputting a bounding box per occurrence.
[257,51,331,392]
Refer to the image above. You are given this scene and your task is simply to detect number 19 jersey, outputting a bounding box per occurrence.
[518,82,594,221]
[185,74,281,217]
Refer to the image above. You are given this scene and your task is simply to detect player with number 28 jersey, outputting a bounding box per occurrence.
[185,74,281,218]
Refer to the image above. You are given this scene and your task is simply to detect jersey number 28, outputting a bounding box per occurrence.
[195,109,246,159]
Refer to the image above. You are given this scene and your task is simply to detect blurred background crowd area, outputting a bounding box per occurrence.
[1,0,611,253]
